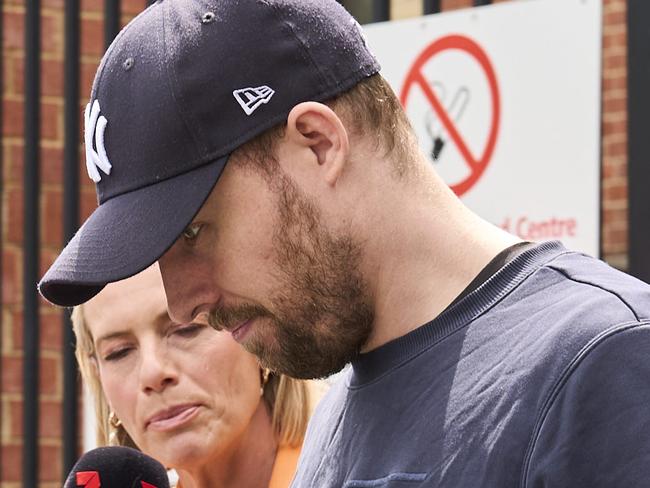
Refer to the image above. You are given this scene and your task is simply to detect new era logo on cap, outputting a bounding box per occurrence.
[233,85,275,115]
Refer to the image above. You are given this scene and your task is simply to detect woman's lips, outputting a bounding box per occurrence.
[146,404,201,432]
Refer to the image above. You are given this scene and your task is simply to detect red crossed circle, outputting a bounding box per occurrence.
[400,34,500,196]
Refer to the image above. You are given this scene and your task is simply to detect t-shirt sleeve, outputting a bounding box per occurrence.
[524,322,650,488]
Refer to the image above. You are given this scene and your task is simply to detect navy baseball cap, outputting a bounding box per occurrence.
[38,0,380,306]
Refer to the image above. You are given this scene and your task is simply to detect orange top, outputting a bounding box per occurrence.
[174,445,301,488]
[268,446,301,488]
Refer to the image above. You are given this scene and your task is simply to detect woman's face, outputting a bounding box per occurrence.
[84,265,263,468]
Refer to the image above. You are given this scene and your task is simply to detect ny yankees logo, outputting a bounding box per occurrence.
[84,100,112,183]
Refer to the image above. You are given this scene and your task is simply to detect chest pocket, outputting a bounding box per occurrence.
[343,472,428,488]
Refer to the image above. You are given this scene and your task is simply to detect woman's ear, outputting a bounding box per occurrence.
[90,354,100,375]
[285,102,350,186]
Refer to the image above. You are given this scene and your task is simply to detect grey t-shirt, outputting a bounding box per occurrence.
[292,241,650,487]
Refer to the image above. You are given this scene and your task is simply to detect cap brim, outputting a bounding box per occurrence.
[38,156,228,307]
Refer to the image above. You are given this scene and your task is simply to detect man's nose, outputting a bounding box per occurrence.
[158,248,219,325]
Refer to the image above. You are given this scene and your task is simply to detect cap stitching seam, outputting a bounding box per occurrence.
[91,5,152,101]
[260,0,331,90]
[161,5,208,158]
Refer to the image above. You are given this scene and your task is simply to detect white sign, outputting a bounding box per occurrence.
[364,0,602,256]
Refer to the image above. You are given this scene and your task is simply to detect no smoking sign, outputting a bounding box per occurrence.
[400,35,500,197]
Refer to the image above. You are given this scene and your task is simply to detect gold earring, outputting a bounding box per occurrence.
[108,411,122,445]
[260,368,271,396]
[109,411,122,429]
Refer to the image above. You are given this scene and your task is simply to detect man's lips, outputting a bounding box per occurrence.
[230,319,253,342]
[145,404,201,431]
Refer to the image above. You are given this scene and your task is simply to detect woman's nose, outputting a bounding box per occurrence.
[139,345,179,394]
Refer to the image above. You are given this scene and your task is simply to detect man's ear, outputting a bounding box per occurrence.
[285,102,350,186]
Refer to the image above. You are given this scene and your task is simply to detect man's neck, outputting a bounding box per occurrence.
[358,168,521,352]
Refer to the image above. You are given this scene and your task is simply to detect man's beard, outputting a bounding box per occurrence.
[209,171,374,379]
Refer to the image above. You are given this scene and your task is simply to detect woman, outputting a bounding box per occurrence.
[72,264,312,488]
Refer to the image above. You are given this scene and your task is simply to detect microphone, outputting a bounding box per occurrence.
[64,446,170,488]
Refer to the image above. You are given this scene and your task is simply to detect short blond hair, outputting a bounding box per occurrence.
[71,305,310,449]
[236,73,416,177]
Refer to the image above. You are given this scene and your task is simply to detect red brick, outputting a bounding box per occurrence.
[4,55,19,96]
[442,0,472,10]
[2,11,62,54]
[603,96,627,113]
[602,198,627,211]
[80,0,102,13]
[2,248,22,305]
[81,60,100,97]
[9,399,63,439]
[603,208,628,226]
[5,188,24,245]
[43,0,65,8]
[11,310,64,352]
[603,228,628,250]
[1,356,60,395]
[603,22,625,37]
[603,161,627,179]
[602,119,627,135]
[6,144,65,185]
[3,99,24,137]
[42,146,65,184]
[602,70,626,85]
[603,182,627,201]
[41,189,63,246]
[603,31,626,50]
[81,17,105,57]
[0,444,66,483]
[602,89,627,102]
[603,139,626,158]
[4,144,22,184]
[604,9,625,26]
[79,151,101,192]
[39,445,63,482]
[1,444,21,481]
[603,53,626,71]
[122,0,146,16]
[41,101,62,141]
[13,58,65,97]
[81,188,99,221]
[39,248,62,281]
[2,100,62,140]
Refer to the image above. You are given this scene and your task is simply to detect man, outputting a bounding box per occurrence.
[40,0,650,486]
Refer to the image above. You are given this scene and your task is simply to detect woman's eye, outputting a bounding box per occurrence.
[182,223,203,243]
[104,347,132,362]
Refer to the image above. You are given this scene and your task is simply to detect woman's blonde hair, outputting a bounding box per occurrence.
[71,305,310,449]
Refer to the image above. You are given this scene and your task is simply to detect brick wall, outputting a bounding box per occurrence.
[1,0,141,485]
[601,0,627,269]
[0,0,629,486]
